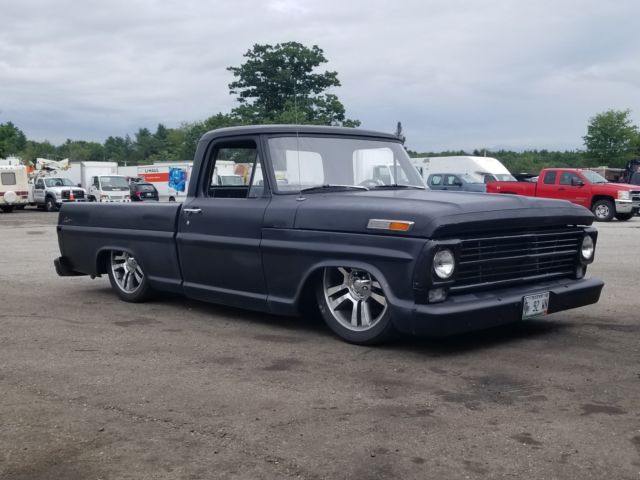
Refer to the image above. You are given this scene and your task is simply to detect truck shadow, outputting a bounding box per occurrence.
[152,291,575,355]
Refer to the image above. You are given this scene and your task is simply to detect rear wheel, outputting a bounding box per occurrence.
[615,212,633,221]
[315,267,396,345]
[107,251,152,302]
[592,199,615,222]
[0,206,14,213]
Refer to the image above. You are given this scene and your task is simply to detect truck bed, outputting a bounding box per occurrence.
[56,202,184,292]
[486,180,537,196]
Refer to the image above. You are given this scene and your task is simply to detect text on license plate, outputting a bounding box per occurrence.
[522,292,550,319]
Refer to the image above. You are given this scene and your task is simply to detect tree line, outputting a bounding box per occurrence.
[1,42,639,173]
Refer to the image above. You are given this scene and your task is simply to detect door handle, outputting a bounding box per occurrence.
[183,208,202,215]
[558,188,565,191]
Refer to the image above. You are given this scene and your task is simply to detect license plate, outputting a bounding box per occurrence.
[522,292,549,319]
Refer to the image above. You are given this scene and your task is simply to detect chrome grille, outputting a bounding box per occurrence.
[631,190,640,206]
[452,228,582,292]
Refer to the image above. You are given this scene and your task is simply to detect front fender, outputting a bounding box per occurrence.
[261,228,426,319]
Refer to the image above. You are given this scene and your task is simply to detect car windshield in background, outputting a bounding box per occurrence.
[462,173,484,183]
[44,178,75,187]
[267,136,424,193]
[493,174,517,182]
[100,176,129,189]
[581,170,608,184]
[138,184,156,192]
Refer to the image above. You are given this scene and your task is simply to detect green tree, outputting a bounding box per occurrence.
[227,42,359,126]
[0,121,27,157]
[583,109,639,166]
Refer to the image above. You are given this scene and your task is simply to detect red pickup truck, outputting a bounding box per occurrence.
[487,168,640,222]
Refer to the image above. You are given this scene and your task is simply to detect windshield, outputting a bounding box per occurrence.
[490,173,517,182]
[580,170,607,184]
[267,136,424,193]
[100,176,129,189]
[44,178,75,187]
[461,173,484,184]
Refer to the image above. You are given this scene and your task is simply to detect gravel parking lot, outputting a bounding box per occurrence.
[1,209,639,480]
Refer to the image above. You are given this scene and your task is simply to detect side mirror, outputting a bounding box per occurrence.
[77,183,81,187]
[571,178,584,187]
[454,180,463,187]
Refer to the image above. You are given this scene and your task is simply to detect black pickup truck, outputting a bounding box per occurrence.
[55,125,604,344]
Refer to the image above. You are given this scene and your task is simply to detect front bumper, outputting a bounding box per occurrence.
[615,199,633,214]
[404,277,604,336]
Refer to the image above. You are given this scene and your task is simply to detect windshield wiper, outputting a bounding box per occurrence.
[370,184,425,190]
[300,184,369,194]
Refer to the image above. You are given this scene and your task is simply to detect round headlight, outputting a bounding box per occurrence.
[581,235,594,260]
[434,249,455,279]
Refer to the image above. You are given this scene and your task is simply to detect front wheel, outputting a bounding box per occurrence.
[0,206,15,213]
[592,199,615,222]
[315,267,396,345]
[107,251,153,302]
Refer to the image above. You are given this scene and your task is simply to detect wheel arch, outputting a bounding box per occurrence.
[591,195,614,209]
[292,259,394,314]
[95,246,143,275]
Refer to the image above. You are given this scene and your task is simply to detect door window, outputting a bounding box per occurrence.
[444,174,460,186]
[207,141,264,198]
[429,175,442,186]
[543,171,557,184]
[559,171,581,185]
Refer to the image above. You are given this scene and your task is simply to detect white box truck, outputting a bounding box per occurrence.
[135,162,192,202]
[75,162,130,202]
[412,156,515,184]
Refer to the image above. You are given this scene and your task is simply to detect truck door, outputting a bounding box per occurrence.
[536,170,559,199]
[557,171,590,208]
[176,137,270,310]
[34,178,45,203]
[428,174,444,190]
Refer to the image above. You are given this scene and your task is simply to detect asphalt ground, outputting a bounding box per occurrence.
[1,209,639,480]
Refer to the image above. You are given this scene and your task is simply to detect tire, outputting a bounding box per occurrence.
[169,196,176,202]
[315,267,396,345]
[615,213,633,221]
[45,196,58,212]
[1,206,15,213]
[88,196,96,202]
[107,251,153,302]
[591,199,615,222]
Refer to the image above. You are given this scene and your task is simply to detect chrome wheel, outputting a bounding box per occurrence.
[594,204,610,219]
[110,251,144,293]
[323,267,387,332]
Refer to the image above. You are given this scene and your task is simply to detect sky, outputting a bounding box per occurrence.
[1,0,639,152]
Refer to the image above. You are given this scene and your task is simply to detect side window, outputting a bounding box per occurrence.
[559,171,579,185]
[429,175,442,186]
[208,141,264,199]
[1,172,17,185]
[92,177,99,187]
[543,171,557,184]
[36,179,44,188]
[445,174,458,186]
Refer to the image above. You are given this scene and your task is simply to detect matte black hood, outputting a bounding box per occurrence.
[293,190,594,238]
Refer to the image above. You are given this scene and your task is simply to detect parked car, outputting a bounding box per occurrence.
[427,173,487,192]
[54,125,604,345]
[487,168,639,221]
[129,182,159,201]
